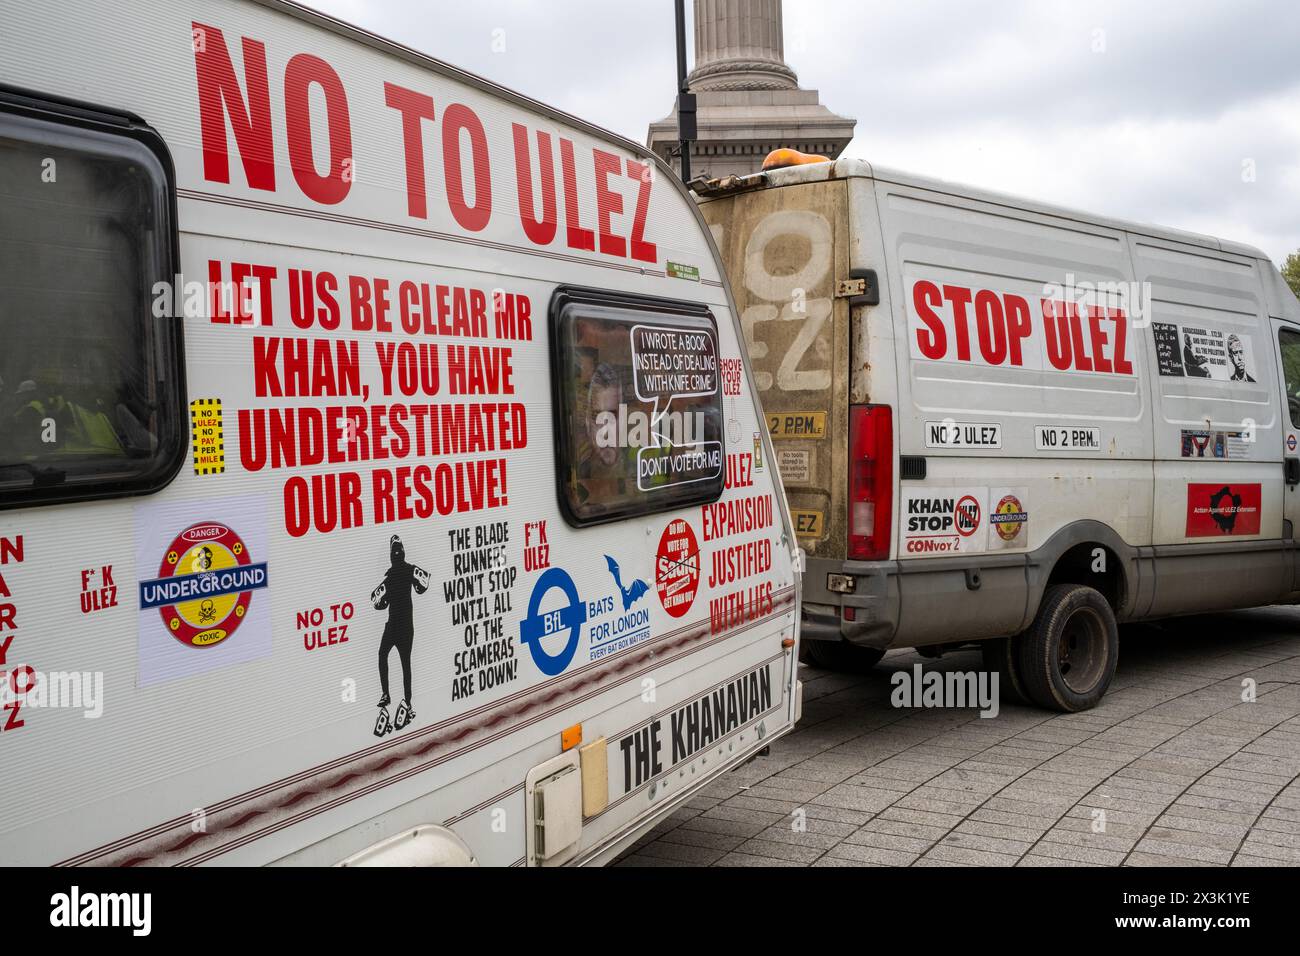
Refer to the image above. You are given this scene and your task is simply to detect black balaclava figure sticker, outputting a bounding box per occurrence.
[371,534,428,735]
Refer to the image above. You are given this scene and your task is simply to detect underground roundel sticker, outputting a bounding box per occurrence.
[992,494,1027,541]
[138,522,269,648]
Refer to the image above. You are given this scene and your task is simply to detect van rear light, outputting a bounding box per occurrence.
[848,404,893,561]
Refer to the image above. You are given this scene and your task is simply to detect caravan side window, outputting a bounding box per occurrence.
[0,95,185,508]
[551,288,725,526]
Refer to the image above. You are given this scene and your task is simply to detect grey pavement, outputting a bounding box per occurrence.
[615,606,1300,867]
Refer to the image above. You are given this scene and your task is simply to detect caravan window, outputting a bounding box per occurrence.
[0,97,185,508]
[550,288,725,526]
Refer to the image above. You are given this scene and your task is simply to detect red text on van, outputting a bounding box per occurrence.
[192,23,657,265]
[911,280,1133,375]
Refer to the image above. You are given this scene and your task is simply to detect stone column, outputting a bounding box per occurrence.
[689,0,798,91]
[647,0,856,180]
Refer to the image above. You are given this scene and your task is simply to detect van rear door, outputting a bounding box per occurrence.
[1272,318,1300,588]
[701,180,852,560]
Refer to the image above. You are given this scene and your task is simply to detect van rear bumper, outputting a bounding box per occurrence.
[801,556,900,650]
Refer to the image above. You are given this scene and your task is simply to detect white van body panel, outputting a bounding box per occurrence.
[0,0,799,866]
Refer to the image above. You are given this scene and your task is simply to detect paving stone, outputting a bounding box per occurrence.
[1152,814,1250,840]
[1132,835,1234,864]
[893,793,985,816]
[826,842,920,866]
[939,831,1034,857]
[1029,840,1126,866]
[657,827,748,852]
[864,817,952,842]
[633,840,724,865]
[615,853,686,867]
[842,829,933,854]
[1124,851,1208,867]
[953,819,1048,844]
[732,838,825,864]
[922,843,1021,866]
[812,856,873,867]
[1019,851,1102,866]
[813,784,902,813]
[677,815,770,839]
[715,851,806,867]
[754,823,852,850]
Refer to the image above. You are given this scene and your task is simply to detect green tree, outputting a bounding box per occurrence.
[1281,251,1300,299]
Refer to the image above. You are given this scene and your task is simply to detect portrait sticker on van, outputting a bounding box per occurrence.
[1035,425,1102,451]
[791,509,824,539]
[1152,322,1257,382]
[768,411,827,439]
[907,278,1135,376]
[1151,322,1185,377]
[1185,483,1262,537]
[901,487,988,555]
[925,421,1002,449]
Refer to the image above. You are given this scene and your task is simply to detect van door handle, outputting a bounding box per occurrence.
[1286,458,1300,486]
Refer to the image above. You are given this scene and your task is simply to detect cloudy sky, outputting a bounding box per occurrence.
[308,0,1300,263]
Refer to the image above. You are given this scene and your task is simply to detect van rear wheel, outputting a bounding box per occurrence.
[800,640,885,672]
[1019,584,1118,712]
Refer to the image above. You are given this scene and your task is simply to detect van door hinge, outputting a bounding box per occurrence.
[836,269,881,306]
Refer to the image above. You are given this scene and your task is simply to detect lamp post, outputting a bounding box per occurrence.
[674,0,696,182]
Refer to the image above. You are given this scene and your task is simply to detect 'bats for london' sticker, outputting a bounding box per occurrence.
[138,522,268,648]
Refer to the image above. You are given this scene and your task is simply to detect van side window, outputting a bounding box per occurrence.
[1280,328,1300,430]
[0,97,185,508]
[550,288,725,526]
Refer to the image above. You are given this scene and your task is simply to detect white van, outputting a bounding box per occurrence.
[0,0,801,866]
[698,153,1300,712]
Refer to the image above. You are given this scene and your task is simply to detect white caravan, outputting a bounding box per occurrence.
[698,153,1300,712]
[0,0,801,866]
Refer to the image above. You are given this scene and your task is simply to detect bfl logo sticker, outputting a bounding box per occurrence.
[519,567,586,676]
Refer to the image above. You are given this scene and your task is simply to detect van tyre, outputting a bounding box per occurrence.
[1019,584,1118,712]
[800,640,885,672]
[981,635,1028,704]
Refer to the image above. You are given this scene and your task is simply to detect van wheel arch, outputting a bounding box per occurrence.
[1030,522,1136,622]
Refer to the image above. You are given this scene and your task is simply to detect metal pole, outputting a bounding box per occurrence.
[674,0,694,182]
